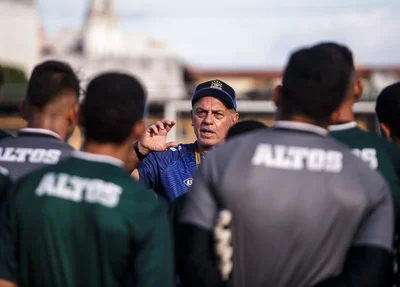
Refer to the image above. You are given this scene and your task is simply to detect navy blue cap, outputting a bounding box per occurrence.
[192,79,237,110]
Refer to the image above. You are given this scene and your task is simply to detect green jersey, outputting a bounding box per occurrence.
[0,151,174,287]
[330,122,400,219]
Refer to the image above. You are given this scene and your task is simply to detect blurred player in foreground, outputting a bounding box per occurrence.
[226,119,267,140]
[0,73,174,287]
[179,43,394,287]
[0,61,79,181]
[376,82,400,146]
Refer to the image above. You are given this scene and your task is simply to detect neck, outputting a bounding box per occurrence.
[82,140,129,166]
[196,142,213,155]
[332,102,355,124]
[28,115,67,141]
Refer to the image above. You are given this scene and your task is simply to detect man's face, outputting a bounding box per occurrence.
[191,96,238,148]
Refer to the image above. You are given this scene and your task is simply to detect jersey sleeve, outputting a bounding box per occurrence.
[137,152,161,190]
[130,190,175,287]
[353,181,394,251]
[180,154,218,231]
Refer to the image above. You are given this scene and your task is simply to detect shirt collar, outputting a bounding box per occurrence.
[18,128,62,140]
[272,121,328,136]
[328,122,358,132]
[72,151,124,168]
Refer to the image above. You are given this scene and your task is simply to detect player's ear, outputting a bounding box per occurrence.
[273,85,282,108]
[19,100,27,120]
[66,102,79,130]
[353,78,364,101]
[380,122,391,140]
[132,119,145,140]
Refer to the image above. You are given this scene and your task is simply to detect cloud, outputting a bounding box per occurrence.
[38,0,400,68]
[268,9,400,67]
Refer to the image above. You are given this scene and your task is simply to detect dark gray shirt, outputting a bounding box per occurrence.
[0,128,74,181]
[181,121,393,287]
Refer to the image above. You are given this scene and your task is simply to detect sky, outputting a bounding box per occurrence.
[37,0,400,69]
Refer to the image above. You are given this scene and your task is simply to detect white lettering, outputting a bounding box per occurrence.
[30,149,46,164]
[325,151,343,173]
[0,148,62,164]
[287,147,308,170]
[352,148,378,170]
[0,148,17,162]
[252,144,343,173]
[36,173,57,196]
[14,148,32,162]
[68,176,86,202]
[35,173,122,208]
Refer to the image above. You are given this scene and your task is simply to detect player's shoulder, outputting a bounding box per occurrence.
[206,130,267,167]
[355,129,400,158]
[355,128,390,143]
[17,156,75,185]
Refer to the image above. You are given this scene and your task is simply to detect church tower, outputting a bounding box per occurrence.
[83,0,124,57]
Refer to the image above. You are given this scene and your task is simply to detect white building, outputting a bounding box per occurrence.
[42,0,187,102]
[0,0,40,75]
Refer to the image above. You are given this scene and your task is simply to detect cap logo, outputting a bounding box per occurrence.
[210,80,223,90]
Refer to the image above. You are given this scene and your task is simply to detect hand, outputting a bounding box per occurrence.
[214,210,233,281]
[138,120,178,155]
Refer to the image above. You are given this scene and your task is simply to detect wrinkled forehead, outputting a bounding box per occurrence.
[193,96,230,111]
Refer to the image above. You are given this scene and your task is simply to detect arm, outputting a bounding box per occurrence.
[132,198,175,287]
[127,120,178,174]
[312,246,391,287]
[178,156,223,287]
[0,280,18,287]
[313,183,394,287]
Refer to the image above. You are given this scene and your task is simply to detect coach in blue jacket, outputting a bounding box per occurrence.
[130,79,239,206]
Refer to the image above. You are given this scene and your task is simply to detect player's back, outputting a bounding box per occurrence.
[0,128,74,181]
[211,124,391,287]
[329,122,400,219]
[2,151,174,287]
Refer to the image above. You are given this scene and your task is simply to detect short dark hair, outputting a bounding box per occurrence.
[376,82,400,138]
[313,42,355,70]
[226,120,267,140]
[280,43,353,123]
[82,73,147,144]
[26,60,80,109]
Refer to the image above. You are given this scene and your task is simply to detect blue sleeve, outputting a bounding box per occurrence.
[138,152,162,190]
